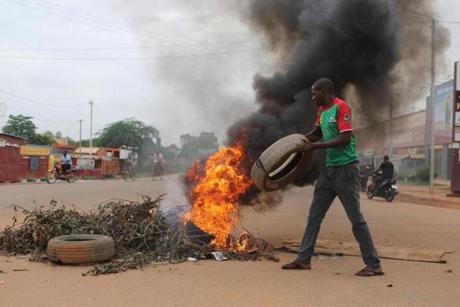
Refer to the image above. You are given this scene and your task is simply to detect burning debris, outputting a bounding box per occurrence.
[184,143,253,248]
[0,196,278,276]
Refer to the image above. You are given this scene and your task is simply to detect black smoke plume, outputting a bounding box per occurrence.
[228,0,449,189]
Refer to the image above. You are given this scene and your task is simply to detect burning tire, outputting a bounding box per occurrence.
[251,134,312,191]
[47,234,115,265]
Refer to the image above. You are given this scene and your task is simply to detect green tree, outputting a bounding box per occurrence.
[97,118,159,148]
[97,118,160,171]
[179,132,218,160]
[1,114,57,145]
[2,114,37,140]
[34,130,56,145]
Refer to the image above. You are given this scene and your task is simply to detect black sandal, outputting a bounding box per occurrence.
[281,262,311,270]
[355,266,384,276]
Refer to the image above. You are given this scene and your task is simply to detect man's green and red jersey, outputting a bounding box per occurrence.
[315,97,359,167]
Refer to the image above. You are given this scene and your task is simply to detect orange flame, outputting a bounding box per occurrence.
[185,143,252,248]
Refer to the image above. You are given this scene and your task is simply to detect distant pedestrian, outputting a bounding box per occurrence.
[127,151,138,179]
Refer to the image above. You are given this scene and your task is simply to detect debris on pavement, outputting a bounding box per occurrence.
[210,251,227,261]
[0,195,278,276]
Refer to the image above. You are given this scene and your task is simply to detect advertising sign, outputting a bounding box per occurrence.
[433,80,454,143]
[457,61,460,123]
[455,127,460,142]
[452,61,460,193]
[77,158,95,170]
[435,80,454,123]
[457,62,460,90]
[20,145,50,156]
[457,92,460,112]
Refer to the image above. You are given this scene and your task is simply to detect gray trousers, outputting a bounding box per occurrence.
[296,163,381,268]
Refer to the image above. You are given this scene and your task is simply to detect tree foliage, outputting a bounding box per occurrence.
[179,132,219,160]
[97,119,160,171]
[1,114,55,145]
[34,131,56,146]
[97,118,159,148]
[2,114,37,140]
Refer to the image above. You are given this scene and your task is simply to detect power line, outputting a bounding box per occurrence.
[0,48,264,61]
[0,88,86,108]
[10,0,203,47]
[0,40,262,52]
[402,6,434,19]
[403,6,460,24]
[438,20,460,25]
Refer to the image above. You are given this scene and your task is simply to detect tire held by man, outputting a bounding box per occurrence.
[251,134,312,191]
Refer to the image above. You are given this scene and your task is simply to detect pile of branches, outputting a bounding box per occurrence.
[0,195,277,276]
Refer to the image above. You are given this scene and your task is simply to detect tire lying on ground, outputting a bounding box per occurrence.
[47,234,115,265]
[251,134,312,192]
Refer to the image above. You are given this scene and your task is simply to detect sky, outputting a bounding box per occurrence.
[0,0,459,146]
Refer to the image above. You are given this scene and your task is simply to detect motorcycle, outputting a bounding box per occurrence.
[46,163,77,183]
[367,172,399,202]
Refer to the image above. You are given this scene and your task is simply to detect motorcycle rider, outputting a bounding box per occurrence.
[374,155,394,191]
[60,151,72,175]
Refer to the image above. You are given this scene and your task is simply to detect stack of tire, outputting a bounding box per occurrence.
[251,134,312,192]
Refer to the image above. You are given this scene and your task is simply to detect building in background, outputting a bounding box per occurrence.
[355,80,455,179]
[0,133,49,182]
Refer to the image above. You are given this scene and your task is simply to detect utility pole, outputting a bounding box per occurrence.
[389,96,394,157]
[78,120,83,157]
[89,101,93,157]
[429,18,436,195]
[403,7,437,194]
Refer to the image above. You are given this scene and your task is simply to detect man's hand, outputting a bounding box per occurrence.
[303,142,318,152]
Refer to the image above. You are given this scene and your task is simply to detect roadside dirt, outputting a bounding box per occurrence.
[1,177,459,307]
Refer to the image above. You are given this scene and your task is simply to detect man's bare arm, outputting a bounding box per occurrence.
[304,131,352,152]
[305,125,323,143]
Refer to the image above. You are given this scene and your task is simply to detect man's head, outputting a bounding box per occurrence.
[383,155,389,161]
[311,78,335,107]
[63,151,68,156]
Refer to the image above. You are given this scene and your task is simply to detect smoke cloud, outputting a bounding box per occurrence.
[117,0,449,193]
[228,0,450,188]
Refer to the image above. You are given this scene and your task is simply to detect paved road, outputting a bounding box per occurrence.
[0,177,459,306]
[0,177,168,212]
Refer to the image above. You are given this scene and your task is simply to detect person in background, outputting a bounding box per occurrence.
[152,151,164,180]
[374,155,394,189]
[127,151,138,178]
[60,151,72,175]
